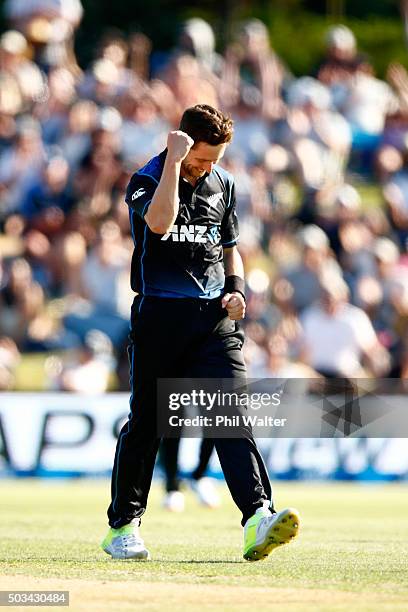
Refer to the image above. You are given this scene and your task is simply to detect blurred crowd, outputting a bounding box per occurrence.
[1,1,408,391]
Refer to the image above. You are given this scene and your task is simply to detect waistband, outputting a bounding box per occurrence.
[133,294,223,311]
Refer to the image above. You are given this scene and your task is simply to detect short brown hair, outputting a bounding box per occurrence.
[179,104,233,146]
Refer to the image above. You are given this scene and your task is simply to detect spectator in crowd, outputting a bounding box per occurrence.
[387,62,408,115]
[338,63,399,174]
[0,336,20,390]
[255,332,318,379]
[0,30,46,108]
[0,257,37,341]
[283,225,341,313]
[301,273,390,378]
[316,26,387,175]
[221,18,288,120]
[0,116,46,217]
[4,0,83,73]
[118,88,169,165]
[340,62,399,144]
[382,148,408,250]
[72,120,125,219]
[283,77,352,193]
[4,0,84,32]
[227,89,273,166]
[63,220,132,348]
[19,154,74,228]
[59,99,98,170]
[160,52,218,110]
[176,17,223,78]
[128,32,152,82]
[36,67,77,145]
[52,329,115,393]
[316,24,363,88]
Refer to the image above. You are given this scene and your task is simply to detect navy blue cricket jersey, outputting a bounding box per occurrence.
[125,150,239,299]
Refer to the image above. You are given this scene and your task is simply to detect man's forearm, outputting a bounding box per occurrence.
[222,246,246,317]
[144,156,180,234]
[223,247,245,278]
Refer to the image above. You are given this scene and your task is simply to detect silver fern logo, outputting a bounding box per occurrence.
[207,192,223,207]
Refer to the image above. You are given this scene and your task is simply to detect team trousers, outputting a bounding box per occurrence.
[107,295,273,528]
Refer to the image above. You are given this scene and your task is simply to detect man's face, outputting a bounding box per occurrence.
[181,141,227,184]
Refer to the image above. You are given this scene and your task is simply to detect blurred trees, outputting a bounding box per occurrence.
[0,0,406,76]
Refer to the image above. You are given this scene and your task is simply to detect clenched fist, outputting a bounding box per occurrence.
[221,292,246,321]
[167,130,194,163]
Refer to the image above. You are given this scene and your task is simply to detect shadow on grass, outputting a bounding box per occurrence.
[177,560,243,564]
[3,557,245,565]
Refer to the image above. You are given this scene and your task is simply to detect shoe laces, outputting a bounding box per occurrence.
[255,514,273,538]
[117,533,143,548]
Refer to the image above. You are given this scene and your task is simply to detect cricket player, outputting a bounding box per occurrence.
[102,104,300,561]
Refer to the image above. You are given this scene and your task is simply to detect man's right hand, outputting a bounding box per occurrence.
[167,130,194,163]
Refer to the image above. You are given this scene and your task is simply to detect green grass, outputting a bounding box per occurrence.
[0,481,407,611]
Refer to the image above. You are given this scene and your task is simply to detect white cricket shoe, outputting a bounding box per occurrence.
[101,519,150,560]
[190,477,221,508]
[162,490,185,512]
[243,506,300,561]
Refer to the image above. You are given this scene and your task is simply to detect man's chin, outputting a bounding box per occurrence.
[183,170,204,182]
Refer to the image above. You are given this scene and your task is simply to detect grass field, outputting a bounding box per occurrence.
[1,480,407,611]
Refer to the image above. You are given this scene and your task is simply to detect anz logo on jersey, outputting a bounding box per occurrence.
[161,225,221,244]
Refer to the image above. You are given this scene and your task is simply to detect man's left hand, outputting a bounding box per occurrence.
[221,292,246,321]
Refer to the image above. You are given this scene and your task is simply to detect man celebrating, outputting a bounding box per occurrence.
[101,104,300,561]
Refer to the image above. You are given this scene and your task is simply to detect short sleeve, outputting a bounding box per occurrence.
[221,181,239,247]
[125,173,157,219]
